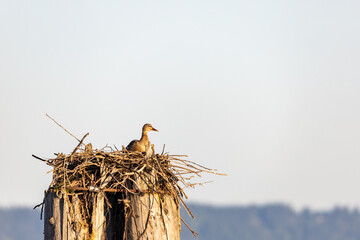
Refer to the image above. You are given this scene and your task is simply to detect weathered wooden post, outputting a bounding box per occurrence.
[125,172,181,239]
[43,177,181,240]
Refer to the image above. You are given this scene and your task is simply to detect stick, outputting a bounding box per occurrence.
[71,132,89,155]
[161,144,166,155]
[32,154,47,162]
[181,217,199,238]
[46,113,80,142]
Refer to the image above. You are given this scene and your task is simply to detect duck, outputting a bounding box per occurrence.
[126,123,158,152]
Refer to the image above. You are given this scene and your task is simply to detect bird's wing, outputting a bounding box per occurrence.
[126,140,138,150]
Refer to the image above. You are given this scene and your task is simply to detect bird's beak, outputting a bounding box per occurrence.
[151,127,158,132]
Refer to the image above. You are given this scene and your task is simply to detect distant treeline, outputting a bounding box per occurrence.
[181,204,360,240]
[1,204,360,240]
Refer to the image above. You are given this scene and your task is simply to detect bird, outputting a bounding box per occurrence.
[126,123,158,152]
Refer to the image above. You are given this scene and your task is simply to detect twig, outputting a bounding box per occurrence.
[161,144,166,155]
[46,113,80,142]
[32,154,47,162]
[33,195,45,220]
[181,217,199,238]
[71,132,89,155]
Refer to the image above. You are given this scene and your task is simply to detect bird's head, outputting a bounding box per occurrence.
[143,123,158,133]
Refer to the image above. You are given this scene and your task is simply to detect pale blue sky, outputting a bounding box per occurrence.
[0,0,360,210]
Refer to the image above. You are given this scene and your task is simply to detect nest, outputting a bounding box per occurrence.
[44,142,215,209]
[33,130,222,238]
